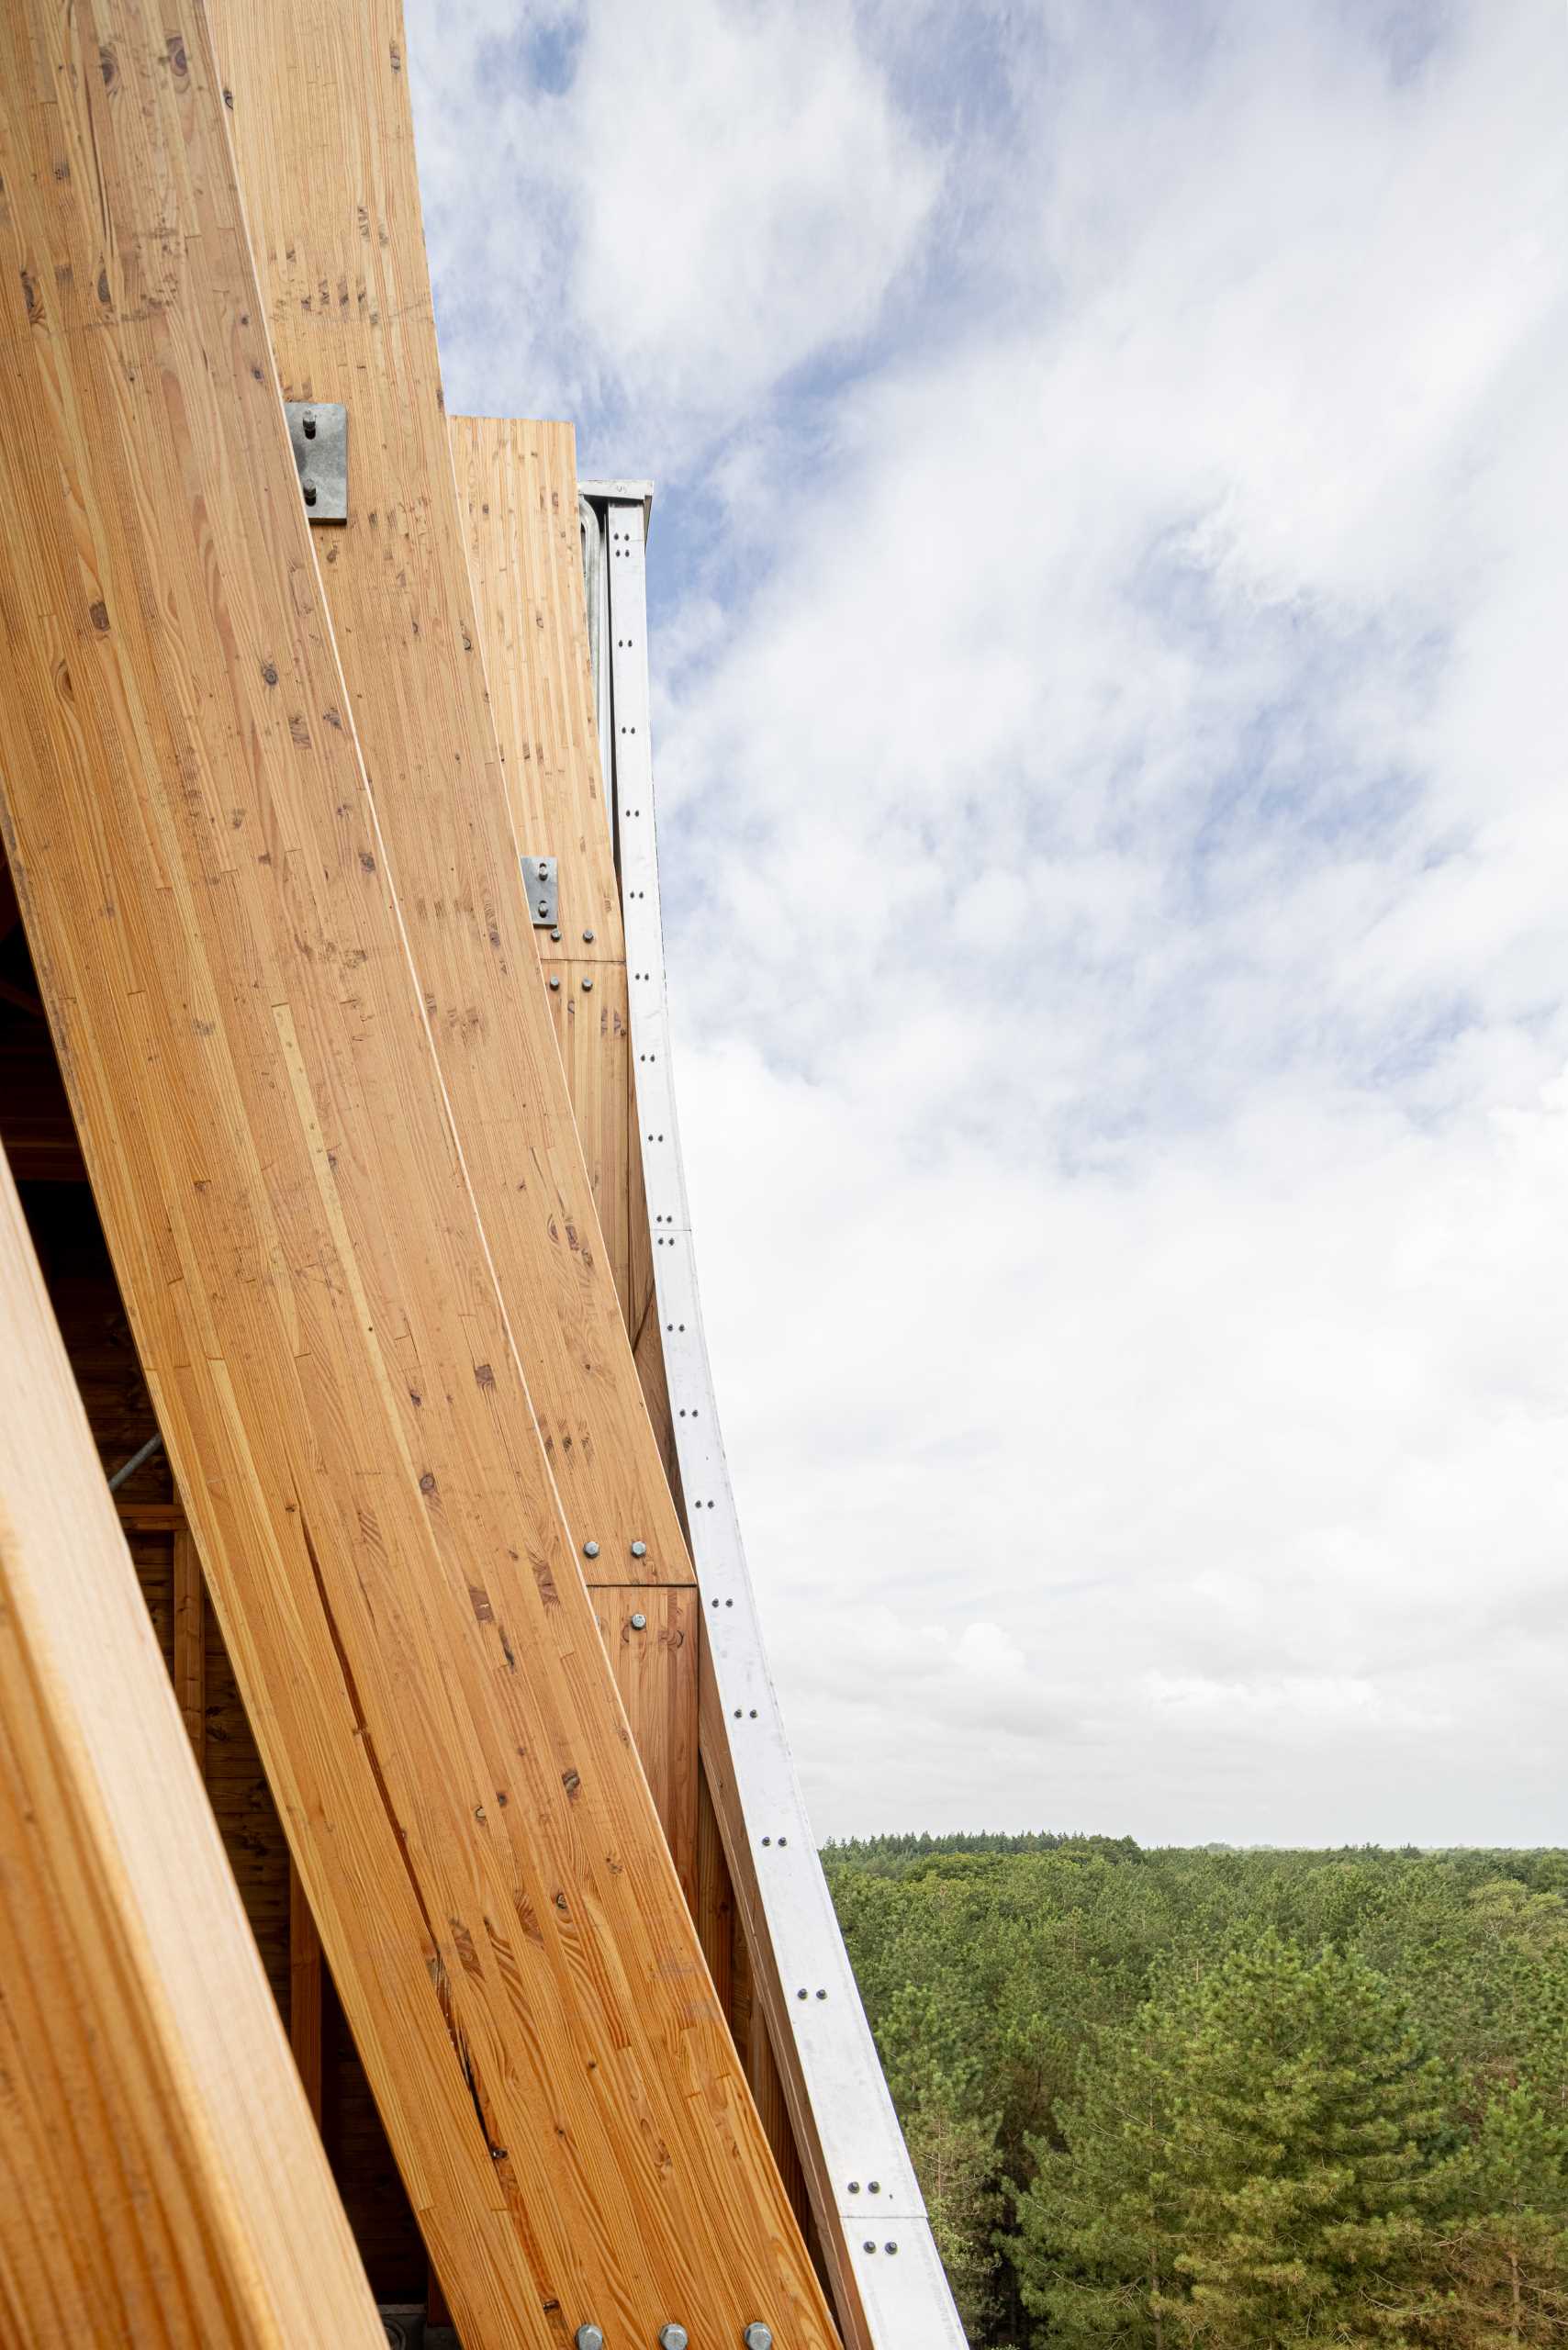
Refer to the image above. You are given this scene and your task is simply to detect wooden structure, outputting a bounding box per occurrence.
[0,1153,382,2346]
[0,0,958,2340]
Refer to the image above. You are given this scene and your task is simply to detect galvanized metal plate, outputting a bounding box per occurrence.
[601,500,965,2349]
[285,400,347,521]
[521,853,558,928]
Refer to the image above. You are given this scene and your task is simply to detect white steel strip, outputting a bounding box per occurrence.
[602,501,967,2350]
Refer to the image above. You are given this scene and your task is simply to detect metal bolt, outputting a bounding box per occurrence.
[548,976,561,990]
[537,898,549,916]
[630,1539,647,1559]
[302,411,317,439]
[583,1539,599,1560]
[658,2330,689,2350]
[743,2329,775,2350]
[630,1611,647,1630]
[537,860,549,878]
[583,929,595,943]
[551,927,561,941]
[886,2242,899,2255]
[868,2179,880,2194]
[582,977,594,991]
[576,2331,604,2350]
[303,480,318,506]
[848,2180,860,2194]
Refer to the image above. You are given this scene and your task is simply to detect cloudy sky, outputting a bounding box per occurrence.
[407,0,1568,1846]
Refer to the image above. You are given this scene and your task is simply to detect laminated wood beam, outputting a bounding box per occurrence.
[0,3,838,2344]
[0,1154,382,2348]
[454,417,828,2271]
[211,0,691,1599]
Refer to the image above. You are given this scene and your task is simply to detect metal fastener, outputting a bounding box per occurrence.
[630,1611,647,1631]
[743,2328,775,2350]
[582,977,593,991]
[576,2330,604,2350]
[303,480,319,506]
[583,929,596,943]
[549,976,561,990]
[583,1539,599,1560]
[658,2329,689,2350]
[630,1539,647,1559]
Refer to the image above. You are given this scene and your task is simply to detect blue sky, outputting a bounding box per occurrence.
[408,0,1568,1843]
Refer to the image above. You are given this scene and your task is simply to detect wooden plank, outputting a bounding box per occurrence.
[452,420,622,964]
[543,958,633,1325]
[215,1,689,1593]
[290,1863,324,2126]
[593,1588,699,1907]
[0,1155,381,2348]
[0,2,837,2342]
[173,1526,206,1768]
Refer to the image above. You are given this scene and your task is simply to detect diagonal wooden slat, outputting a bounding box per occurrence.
[0,0,839,2343]
[0,1152,383,2348]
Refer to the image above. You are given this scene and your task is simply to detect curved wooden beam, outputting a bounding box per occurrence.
[0,1,837,2343]
[0,1153,382,2348]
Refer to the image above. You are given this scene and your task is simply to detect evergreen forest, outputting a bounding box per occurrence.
[823,1837,1568,2347]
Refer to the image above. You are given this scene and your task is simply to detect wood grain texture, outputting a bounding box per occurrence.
[290,1861,324,2125]
[0,1154,381,2347]
[544,957,633,1325]
[0,2,838,2344]
[213,0,689,1593]
[456,425,834,2258]
[593,1588,699,1908]
[173,1525,206,1765]
[452,419,622,966]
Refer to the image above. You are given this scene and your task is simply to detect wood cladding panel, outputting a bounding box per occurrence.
[0,1,836,2343]
[0,1153,381,2347]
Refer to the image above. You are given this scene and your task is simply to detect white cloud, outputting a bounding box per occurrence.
[410,0,1568,1843]
[408,0,935,452]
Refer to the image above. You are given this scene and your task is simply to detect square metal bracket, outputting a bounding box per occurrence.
[285,401,347,521]
[521,854,558,928]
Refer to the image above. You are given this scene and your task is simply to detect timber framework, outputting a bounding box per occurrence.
[0,0,964,2344]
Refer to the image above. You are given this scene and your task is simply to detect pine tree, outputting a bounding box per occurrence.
[1421,2085,1568,2345]
[1014,1997,1189,2348]
[1168,1935,1446,2348]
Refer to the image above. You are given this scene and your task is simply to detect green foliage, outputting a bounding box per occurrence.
[823,1839,1568,2347]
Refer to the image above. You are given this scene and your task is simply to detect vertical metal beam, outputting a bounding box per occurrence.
[601,500,966,2347]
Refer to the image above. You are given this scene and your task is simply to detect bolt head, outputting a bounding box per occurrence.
[658,2330,689,2350]
[630,1611,647,1630]
[303,480,318,506]
[630,1539,647,1559]
[549,976,561,990]
[303,412,317,438]
[744,2328,775,2350]
[582,977,594,991]
[576,2331,604,2350]
[583,1539,599,1560]
[583,929,596,943]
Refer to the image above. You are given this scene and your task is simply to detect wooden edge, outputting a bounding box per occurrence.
[0,1154,381,2347]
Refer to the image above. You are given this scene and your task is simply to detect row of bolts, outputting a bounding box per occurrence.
[575,2329,772,2349]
